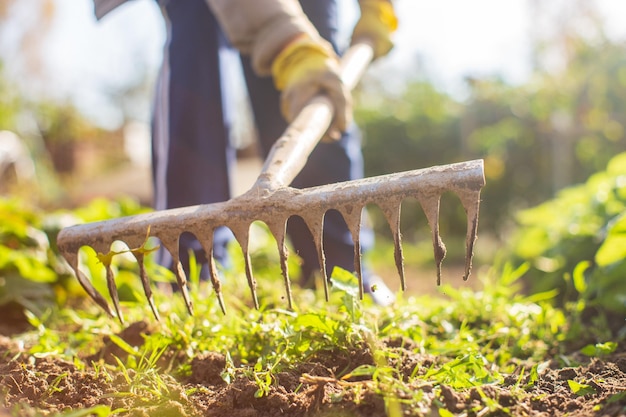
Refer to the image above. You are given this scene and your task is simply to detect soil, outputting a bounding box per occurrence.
[1,313,626,417]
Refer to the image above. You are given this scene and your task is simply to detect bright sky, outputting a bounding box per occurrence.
[6,0,626,128]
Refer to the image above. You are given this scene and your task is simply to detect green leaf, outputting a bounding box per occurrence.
[572,261,590,294]
[525,288,559,303]
[96,227,158,266]
[330,267,359,298]
[341,364,377,380]
[596,213,626,267]
[500,262,530,287]
[580,342,617,357]
[526,364,539,387]
[109,334,139,356]
[293,313,336,335]
[567,380,596,396]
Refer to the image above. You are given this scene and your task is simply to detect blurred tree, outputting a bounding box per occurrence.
[463,38,626,235]
[0,1,132,204]
[358,10,626,243]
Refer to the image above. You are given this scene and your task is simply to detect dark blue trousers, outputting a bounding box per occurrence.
[153,0,373,285]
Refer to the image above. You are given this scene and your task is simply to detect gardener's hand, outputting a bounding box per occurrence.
[272,34,351,139]
[351,0,398,59]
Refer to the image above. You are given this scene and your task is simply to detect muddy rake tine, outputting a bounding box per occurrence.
[231,225,259,310]
[104,263,124,324]
[193,231,227,314]
[381,198,406,291]
[302,213,329,301]
[266,219,294,310]
[459,188,482,281]
[135,253,160,321]
[419,194,446,286]
[342,208,364,299]
[242,247,259,310]
[173,259,194,315]
[75,265,115,318]
[278,239,293,309]
[353,232,363,299]
[208,255,226,314]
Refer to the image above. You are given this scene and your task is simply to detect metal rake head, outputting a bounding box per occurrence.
[56,159,485,323]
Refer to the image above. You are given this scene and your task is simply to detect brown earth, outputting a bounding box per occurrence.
[1,314,626,417]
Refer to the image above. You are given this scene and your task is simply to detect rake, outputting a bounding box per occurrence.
[56,41,485,323]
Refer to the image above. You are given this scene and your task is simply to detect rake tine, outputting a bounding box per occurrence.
[458,188,482,281]
[79,271,114,316]
[353,231,363,300]
[72,264,115,317]
[266,219,293,310]
[174,259,194,315]
[104,263,124,324]
[277,233,292,309]
[302,213,329,300]
[199,233,226,315]
[419,194,446,285]
[160,237,194,314]
[341,208,364,299]
[231,225,259,310]
[242,247,259,310]
[134,253,160,321]
[380,199,405,291]
[68,252,114,317]
[208,253,226,314]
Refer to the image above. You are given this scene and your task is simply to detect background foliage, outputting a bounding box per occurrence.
[510,152,626,316]
[358,37,626,238]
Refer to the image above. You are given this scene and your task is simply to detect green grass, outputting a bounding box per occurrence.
[2,206,622,416]
[6,226,603,416]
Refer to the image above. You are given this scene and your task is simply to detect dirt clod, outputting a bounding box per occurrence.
[188,352,228,386]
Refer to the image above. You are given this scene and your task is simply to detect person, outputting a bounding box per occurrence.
[93,0,398,305]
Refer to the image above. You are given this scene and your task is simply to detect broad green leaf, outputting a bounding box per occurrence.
[567,380,596,396]
[293,313,336,334]
[330,267,359,297]
[580,342,617,357]
[596,214,626,267]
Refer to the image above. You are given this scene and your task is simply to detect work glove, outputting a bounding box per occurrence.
[351,0,399,59]
[271,34,351,139]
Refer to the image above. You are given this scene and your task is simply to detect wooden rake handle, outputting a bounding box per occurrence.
[253,40,375,192]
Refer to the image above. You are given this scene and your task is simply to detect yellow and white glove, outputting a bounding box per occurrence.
[271,34,351,138]
[351,0,399,59]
